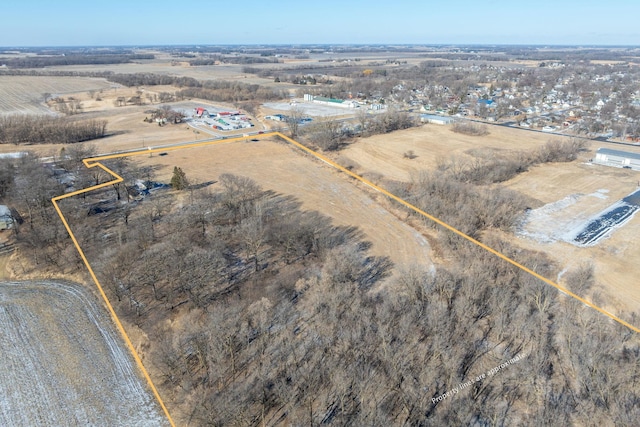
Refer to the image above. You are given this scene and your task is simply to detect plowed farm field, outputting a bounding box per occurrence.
[0,76,112,115]
[0,281,169,426]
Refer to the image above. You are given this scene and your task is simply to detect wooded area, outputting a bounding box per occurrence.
[432,138,586,186]
[0,116,107,145]
[1,151,638,426]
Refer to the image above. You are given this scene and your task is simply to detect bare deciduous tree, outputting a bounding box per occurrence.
[286,105,304,138]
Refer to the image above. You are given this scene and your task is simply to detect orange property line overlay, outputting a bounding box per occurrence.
[52,132,640,423]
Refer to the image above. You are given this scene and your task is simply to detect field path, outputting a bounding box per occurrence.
[0,281,169,427]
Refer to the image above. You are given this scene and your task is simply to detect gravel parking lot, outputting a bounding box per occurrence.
[264,101,357,117]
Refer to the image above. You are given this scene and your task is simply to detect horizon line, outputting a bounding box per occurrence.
[2,43,640,49]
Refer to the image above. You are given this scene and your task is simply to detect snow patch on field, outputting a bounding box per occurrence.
[588,188,610,199]
[517,194,586,243]
[0,281,169,427]
[518,188,640,247]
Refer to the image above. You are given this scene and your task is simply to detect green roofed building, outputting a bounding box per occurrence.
[313,96,345,104]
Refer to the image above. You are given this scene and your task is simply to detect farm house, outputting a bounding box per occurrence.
[593,148,640,171]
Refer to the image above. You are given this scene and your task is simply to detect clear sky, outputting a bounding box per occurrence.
[1,0,639,47]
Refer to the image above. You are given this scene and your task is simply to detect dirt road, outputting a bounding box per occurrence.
[0,281,169,426]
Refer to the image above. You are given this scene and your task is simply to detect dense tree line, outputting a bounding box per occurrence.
[451,122,489,136]
[420,52,506,61]
[435,138,586,185]
[166,46,310,56]
[397,170,531,238]
[177,83,287,103]
[302,116,348,150]
[387,140,585,239]
[106,73,201,87]
[0,70,286,106]
[1,54,154,68]
[189,55,281,66]
[0,69,113,78]
[103,73,288,102]
[358,109,417,137]
[291,109,417,151]
[7,47,140,56]
[511,48,634,62]
[0,116,107,145]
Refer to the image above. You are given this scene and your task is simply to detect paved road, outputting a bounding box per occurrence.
[462,116,640,148]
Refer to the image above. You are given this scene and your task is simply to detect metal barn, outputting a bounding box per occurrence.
[593,148,640,171]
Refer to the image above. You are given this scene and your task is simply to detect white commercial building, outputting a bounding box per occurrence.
[593,148,640,171]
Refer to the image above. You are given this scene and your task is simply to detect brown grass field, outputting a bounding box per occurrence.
[2,69,638,321]
[135,138,432,286]
[0,75,431,288]
[338,123,640,318]
[338,124,556,182]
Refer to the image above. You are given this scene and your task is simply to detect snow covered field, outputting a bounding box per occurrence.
[0,281,169,426]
